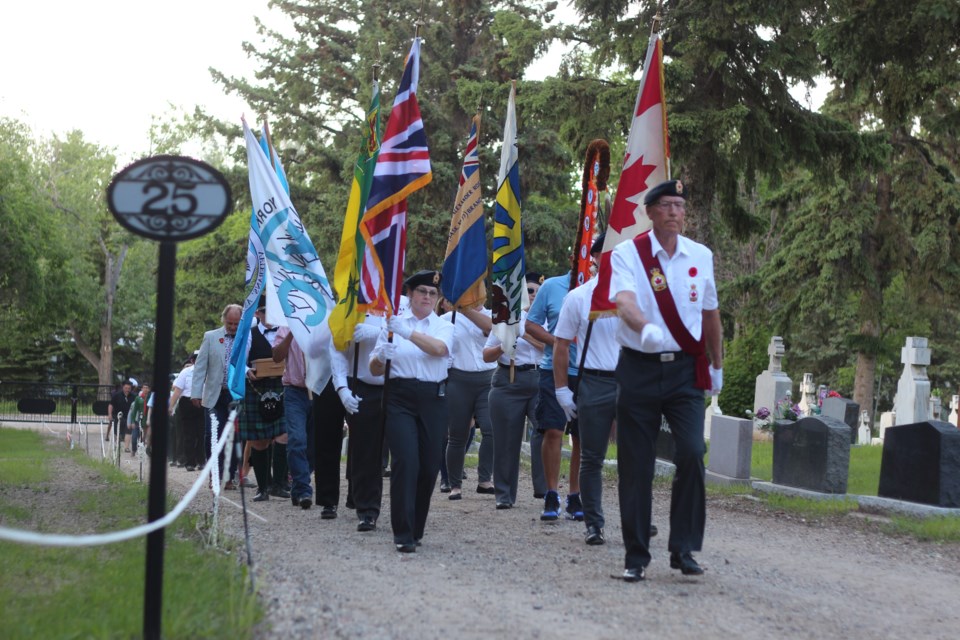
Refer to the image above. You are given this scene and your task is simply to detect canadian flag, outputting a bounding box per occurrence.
[591,33,670,315]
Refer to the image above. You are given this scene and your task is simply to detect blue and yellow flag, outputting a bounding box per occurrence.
[490,82,525,359]
[330,81,381,350]
[441,114,486,309]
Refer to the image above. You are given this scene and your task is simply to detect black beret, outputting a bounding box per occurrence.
[403,270,441,291]
[590,232,606,256]
[525,271,542,284]
[643,179,687,206]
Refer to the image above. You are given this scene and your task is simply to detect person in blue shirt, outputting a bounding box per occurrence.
[524,271,582,522]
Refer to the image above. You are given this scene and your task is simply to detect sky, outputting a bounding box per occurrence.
[1,0,280,162]
[2,2,822,164]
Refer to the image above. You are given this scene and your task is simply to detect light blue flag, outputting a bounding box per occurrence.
[228,126,288,401]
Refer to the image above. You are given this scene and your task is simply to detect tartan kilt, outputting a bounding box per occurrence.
[239,376,286,440]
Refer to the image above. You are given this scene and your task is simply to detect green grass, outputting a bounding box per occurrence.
[884,515,960,542]
[0,427,262,639]
[746,439,883,495]
[762,493,860,518]
[0,429,55,484]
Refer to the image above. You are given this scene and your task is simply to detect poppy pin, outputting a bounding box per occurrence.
[688,267,698,277]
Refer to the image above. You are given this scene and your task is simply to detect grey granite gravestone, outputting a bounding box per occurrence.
[822,397,859,444]
[707,415,753,480]
[878,420,960,508]
[772,416,851,494]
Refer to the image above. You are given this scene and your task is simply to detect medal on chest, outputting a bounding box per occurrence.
[689,283,699,303]
[650,268,667,292]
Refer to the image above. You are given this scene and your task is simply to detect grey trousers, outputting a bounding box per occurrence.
[445,368,495,488]
[577,373,617,529]
[489,366,539,505]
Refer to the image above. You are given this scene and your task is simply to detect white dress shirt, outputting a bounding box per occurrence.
[442,309,497,372]
[374,312,455,382]
[484,310,542,367]
[554,277,620,371]
[332,314,386,388]
[608,233,717,352]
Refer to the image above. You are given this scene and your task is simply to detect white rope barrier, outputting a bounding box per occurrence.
[0,408,238,547]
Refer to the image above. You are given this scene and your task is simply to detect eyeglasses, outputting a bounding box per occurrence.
[652,200,686,211]
[414,287,439,297]
[527,287,536,294]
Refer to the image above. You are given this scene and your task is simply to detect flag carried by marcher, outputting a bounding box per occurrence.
[570,139,610,292]
[227,124,284,400]
[441,113,486,309]
[590,32,669,317]
[358,38,432,315]
[243,118,335,394]
[329,80,382,350]
[490,81,525,359]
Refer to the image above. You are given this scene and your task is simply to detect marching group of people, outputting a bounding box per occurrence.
[125,179,724,581]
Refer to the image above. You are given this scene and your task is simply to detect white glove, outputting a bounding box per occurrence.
[709,365,723,395]
[353,323,381,342]
[337,387,361,415]
[555,386,578,422]
[374,342,398,363]
[640,323,664,352]
[387,315,412,339]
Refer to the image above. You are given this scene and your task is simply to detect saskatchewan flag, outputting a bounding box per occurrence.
[329,81,382,350]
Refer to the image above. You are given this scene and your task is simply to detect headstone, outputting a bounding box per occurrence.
[949,395,959,428]
[821,396,859,444]
[753,336,792,426]
[656,417,676,461]
[707,415,753,480]
[704,395,723,441]
[878,420,960,508]
[928,395,942,421]
[798,373,817,417]
[879,411,896,440]
[857,410,872,445]
[893,336,931,425]
[772,416,851,494]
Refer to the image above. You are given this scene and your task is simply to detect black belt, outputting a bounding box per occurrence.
[624,349,688,363]
[499,363,537,372]
[581,367,616,378]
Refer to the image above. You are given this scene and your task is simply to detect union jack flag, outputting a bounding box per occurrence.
[358,38,432,315]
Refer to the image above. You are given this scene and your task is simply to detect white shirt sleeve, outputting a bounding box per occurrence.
[609,243,640,302]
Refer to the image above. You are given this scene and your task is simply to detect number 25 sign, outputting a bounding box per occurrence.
[107,155,232,242]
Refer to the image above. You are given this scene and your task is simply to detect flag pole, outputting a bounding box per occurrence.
[262,115,276,167]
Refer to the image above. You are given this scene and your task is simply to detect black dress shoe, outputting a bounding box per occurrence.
[320,505,338,519]
[439,482,451,493]
[253,490,270,502]
[298,497,312,510]
[621,567,645,582]
[476,485,495,494]
[448,492,462,501]
[269,486,291,499]
[396,543,417,553]
[670,552,704,575]
[495,502,512,510]
[650,524,658,538]
[585,525,605,546]
[357,517,376,532]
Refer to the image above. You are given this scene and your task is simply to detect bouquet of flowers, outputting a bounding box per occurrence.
[747,406,773,431]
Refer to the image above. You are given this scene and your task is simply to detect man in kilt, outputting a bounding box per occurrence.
[240,299,289,502]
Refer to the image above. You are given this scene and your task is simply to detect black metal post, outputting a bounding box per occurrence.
[143,241,176,640]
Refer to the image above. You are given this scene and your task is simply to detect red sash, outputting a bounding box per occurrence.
[633,232,711,390]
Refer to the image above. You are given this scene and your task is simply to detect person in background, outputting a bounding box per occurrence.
[127,382,151,456]
[441,297,496,500]
[192,304,242,489]
[484,271,545,509]
[107,380,136,450]
[170,352,204,471]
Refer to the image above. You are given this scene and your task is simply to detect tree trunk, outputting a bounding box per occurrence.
[852,318,878,423]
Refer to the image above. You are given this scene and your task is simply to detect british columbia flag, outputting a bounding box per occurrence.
[358,38,432,315]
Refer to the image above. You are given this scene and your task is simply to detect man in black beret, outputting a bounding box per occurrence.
[608,179,723,581]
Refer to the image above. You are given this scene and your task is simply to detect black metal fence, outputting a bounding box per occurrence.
[0,381,116,424]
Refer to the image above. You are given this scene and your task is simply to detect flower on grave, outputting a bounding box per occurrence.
[748,406,773,431]
[776,396,801,421]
